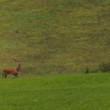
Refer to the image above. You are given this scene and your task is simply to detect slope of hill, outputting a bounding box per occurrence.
[0,0,110,76]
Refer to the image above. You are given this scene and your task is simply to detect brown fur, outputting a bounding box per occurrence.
[2,59,21,78]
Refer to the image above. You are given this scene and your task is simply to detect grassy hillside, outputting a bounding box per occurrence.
[0,0,110,76]
[0,73,110,110]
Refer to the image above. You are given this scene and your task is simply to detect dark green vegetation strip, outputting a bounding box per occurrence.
[0,0,110,75]
[0,73,110,110]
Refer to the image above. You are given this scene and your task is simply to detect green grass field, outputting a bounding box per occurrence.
[0,0,109,75]
[0,0,110,109]
[0,73,110,110]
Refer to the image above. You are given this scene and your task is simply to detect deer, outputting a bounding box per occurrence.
[2,58,21,78]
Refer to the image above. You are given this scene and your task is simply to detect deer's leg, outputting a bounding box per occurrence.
[2,73,7,78]
[14,73,18,78]
[4,73,7,78]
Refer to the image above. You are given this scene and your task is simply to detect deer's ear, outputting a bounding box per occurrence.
[13,58,15,60]
[13,58,18,62]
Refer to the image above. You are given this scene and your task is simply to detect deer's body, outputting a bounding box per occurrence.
[2,59,21,78]
[4,67,17,74]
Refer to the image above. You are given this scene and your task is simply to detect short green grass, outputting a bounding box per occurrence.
[0,1,110,109]
[0,0,110,75]
[0,73,110,110]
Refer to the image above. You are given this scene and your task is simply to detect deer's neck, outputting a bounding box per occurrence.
[16,63,21,72]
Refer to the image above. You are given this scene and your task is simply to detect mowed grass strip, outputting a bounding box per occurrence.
[0,73,110,110]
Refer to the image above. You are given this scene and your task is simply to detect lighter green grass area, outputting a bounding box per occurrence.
[0,41,11,48]
[0,73,110,110]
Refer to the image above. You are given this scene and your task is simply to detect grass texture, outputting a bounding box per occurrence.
[0,73,110,110]
[0,0,110,75]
